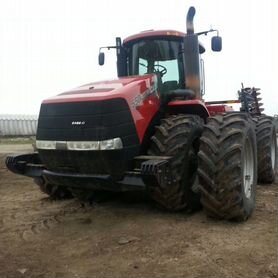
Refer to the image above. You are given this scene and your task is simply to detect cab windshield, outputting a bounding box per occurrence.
[126,39,185,92]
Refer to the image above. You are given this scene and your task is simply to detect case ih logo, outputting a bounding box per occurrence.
[132,83,158,109]
[71,121,86,125]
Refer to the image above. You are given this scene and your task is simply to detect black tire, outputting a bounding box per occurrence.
[146,114,203,211]
[34,177,73,200]
[198,113,257,221]
[256,116,277,183]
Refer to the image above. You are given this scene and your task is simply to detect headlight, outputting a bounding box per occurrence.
[100,138,123,150]
[36,140,56,150]
[36,138,123,151]
[67,141,99,151]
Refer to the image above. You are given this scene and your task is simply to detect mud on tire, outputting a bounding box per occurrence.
[146,114,203,211]
[255,116,277,184]
[34,177,73,200]
[198,113,257,221]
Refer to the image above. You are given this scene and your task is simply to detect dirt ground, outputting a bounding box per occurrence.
[0,143,277,278]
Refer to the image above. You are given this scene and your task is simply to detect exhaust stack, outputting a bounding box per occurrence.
[184,6,201,99]
[186,6,196,35]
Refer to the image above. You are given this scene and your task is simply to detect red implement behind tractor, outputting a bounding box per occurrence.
[6,7,277,221]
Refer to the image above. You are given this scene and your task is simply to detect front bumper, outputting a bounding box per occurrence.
[5,153,172,192]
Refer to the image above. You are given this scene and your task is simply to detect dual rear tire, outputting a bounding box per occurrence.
[198,114,277,221]
[256,116,277,183]
[197,113,257,221]
[147,113,276,221]
[146,114,203,211]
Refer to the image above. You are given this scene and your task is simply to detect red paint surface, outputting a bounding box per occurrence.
[123,30,185,44]
[168,99,210,118]
[168,99,208,109]
[206,104,234,115]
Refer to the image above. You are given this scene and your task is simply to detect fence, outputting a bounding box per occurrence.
[0,114,38,136]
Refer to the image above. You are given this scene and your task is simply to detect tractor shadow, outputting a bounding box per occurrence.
[88,190,151,207]
[78,190,202,219]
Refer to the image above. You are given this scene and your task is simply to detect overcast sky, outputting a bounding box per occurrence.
[0,0,277,115]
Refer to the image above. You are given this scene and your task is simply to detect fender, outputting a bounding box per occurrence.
[167,99,210,119]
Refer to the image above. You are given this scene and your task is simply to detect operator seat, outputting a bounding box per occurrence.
[161,80,179,93]
[160,80,195,103]
[159,80,178,104]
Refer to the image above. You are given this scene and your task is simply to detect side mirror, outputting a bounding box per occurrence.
[211,36,222,52]
[98,52,105,65]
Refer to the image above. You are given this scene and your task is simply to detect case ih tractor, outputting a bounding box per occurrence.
[6,7,277,221]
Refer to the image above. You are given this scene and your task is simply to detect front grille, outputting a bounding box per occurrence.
[37,98,138,146]
[36,98,140,175]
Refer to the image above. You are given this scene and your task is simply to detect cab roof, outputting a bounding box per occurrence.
[123,30,185,43]
[123,29,205,54]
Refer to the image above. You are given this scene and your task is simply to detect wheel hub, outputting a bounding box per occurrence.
[243,138,254,199]
[271,134,276,170]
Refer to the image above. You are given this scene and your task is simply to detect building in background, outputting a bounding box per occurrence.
[0,114,38,136]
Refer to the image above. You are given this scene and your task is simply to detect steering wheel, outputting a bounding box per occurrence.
[139,63,167,77]
[153,64,167,77]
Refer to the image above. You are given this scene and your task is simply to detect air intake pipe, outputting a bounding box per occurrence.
[184,6,201,99]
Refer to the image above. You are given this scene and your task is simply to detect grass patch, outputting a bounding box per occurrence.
[0,137,35,145]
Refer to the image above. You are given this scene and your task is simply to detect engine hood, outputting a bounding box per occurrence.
[42,74,157,104]
[40,74,160,144]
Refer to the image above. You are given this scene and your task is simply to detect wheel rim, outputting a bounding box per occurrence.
[271,133,276,170]
[243,138,254,199]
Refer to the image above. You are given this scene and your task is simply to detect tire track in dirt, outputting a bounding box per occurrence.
[19,201,85,242]
[21,215,61,241]
[2,151,74,241]
[0,187,84,242]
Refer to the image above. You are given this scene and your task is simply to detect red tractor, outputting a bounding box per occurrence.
[6,7,277,221]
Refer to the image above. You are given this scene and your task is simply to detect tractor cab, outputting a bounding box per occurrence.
[99,31,206,101]
[123,33,188,96]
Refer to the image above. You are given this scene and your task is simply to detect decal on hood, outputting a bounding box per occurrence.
[132,82,158,109]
